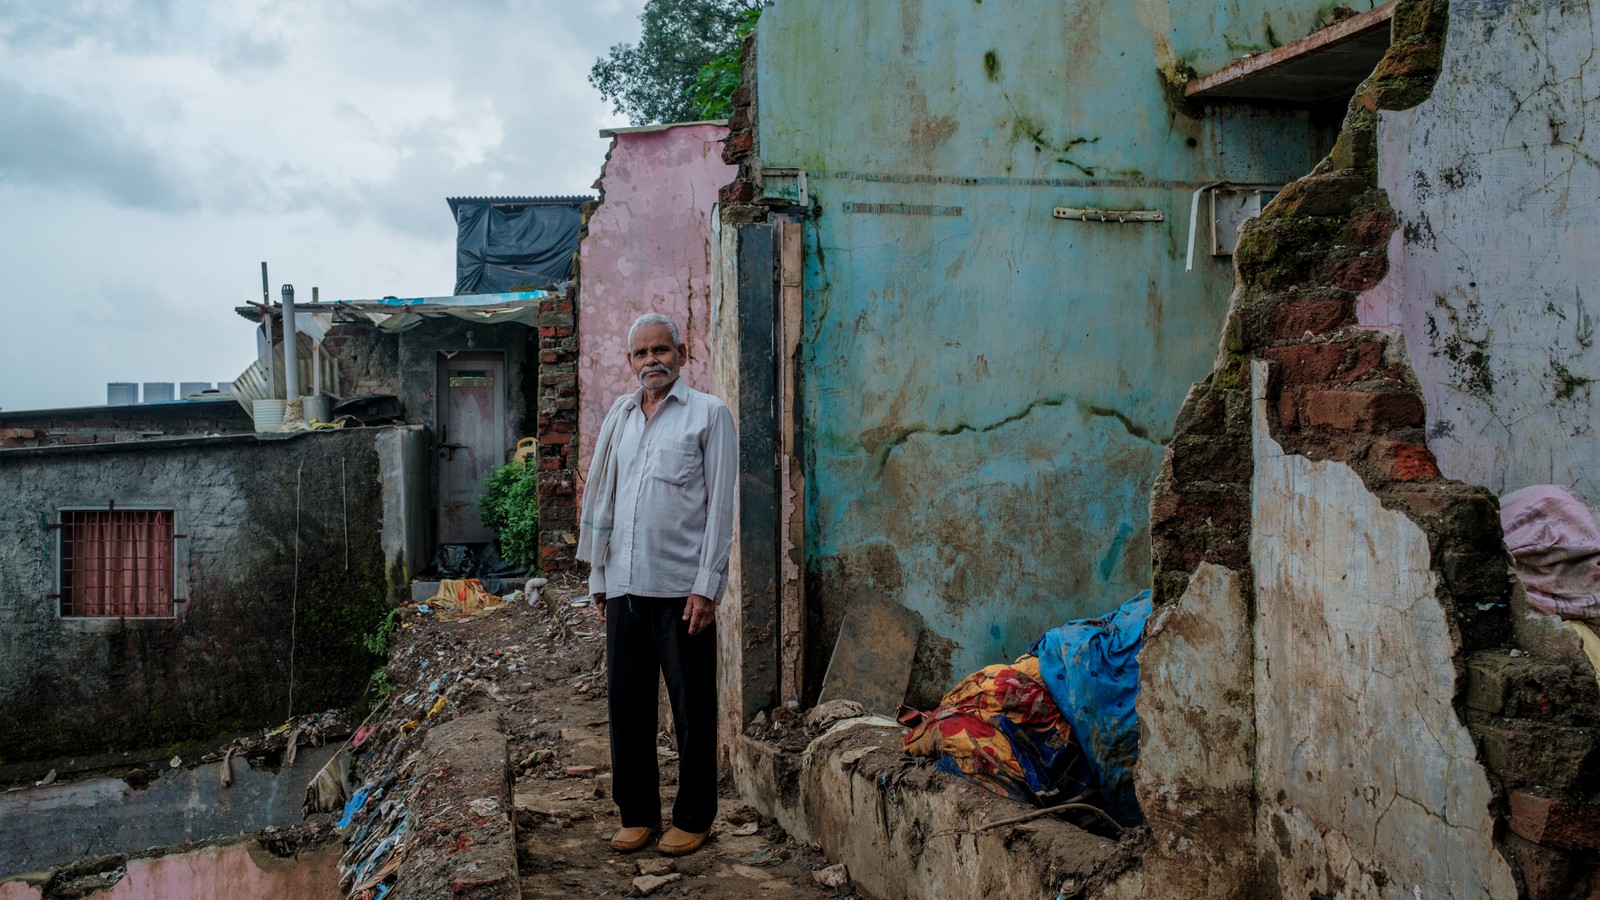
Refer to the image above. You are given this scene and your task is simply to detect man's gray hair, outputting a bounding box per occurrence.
[629,312,682,346]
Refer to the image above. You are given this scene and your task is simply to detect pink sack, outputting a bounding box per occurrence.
[1501,484,1600,624]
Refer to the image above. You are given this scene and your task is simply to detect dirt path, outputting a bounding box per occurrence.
[382,575,852,899]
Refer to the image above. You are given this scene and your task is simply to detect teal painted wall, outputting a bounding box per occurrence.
[755,0,1350,701]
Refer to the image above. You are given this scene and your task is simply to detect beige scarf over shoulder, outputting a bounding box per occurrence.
[575,393,634,567]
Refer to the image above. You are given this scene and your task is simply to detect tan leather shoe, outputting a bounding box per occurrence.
[610,823,659,852]
[657,825,709,856]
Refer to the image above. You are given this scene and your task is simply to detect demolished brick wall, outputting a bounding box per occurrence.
[535,288,578,574]
[1143,0,1598,896]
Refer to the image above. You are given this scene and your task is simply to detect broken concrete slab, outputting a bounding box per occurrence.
[731,721,1131,898]
[817,592,922,715]
[393,713,517,900]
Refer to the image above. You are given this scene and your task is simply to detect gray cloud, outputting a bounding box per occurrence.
[0,0,180,54]
[0,79,194,211]
[212,33,287,75]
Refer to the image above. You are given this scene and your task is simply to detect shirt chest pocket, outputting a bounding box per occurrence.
[648,438,701,486]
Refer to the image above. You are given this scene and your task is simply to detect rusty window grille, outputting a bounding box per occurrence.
[57,508,175,617]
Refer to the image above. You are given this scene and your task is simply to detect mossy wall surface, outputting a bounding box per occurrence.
[0,430,393,762]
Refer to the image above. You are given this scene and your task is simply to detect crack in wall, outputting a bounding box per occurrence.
[862,394,1166,474]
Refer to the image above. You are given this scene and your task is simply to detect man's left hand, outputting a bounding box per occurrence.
[683,594,716,635]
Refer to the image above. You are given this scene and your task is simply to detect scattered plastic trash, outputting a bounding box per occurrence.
[35,768,56,787]
[338,784,373,828]
[416,604,434,615]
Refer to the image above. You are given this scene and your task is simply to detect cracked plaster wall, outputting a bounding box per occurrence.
[753,0,1337,700]
[576,123,735,478]
[1248,361,1515,899]
[1360,0,1600,503]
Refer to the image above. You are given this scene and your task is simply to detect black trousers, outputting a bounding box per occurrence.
[605,594,718,832]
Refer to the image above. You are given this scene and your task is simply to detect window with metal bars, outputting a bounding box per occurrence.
[57,508,176,617]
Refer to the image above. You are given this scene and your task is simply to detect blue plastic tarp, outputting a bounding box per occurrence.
[1030,590,1152,825]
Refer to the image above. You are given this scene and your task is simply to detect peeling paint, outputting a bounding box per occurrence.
[1362,0,1600,502]
[576,124,737,476]
[756,0,1334,694]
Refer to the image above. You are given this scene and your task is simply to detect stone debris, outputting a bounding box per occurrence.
[632,872,682,895]
[636,858,676,876]
[812,863,850,888]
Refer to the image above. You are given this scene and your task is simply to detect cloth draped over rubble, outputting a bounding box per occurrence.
[1031,590,1150,826]
[1502,484,1600,624]
[902,591,1151,826]
[900,657,1087,806]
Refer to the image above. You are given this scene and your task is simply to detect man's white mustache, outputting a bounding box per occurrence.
[640,364,670,376]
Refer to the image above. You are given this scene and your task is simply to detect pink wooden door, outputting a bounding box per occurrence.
[436,353,506,543]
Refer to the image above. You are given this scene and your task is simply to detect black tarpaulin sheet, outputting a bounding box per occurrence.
[451,198,585,295]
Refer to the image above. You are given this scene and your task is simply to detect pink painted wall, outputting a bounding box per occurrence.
[0,841,341,900]
[577,122,735,476]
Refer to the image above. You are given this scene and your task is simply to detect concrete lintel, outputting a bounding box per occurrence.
[1186,2,1397,103]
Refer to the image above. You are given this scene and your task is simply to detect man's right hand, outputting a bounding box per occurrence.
[593,593,606,623]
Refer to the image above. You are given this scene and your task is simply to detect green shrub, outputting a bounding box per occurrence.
[479,460,541,573]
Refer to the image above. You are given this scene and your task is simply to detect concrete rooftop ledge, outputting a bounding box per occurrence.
[732,719,1135,899]
[1186,1,1397,103]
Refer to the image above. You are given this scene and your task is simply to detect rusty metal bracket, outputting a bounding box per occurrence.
[1053,207,1163,223]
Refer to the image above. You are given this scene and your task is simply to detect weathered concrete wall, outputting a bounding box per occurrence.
[1360,0,1600,506]
[732,724,1133,900]
[321,321,402,399]
[751,0,1337,703]
[0,745,339,876]
[577,122,735,476]
[0,429,406,762]
[1132,1,1600,895]
[1248,360,1515,898]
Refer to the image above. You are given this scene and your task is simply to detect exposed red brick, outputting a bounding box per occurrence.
[1345,209,1394,248]
[1368,441,1441,481]
[1276,385,1303,430]
[720,180,756,204]
[1509,791,1600,851]
[725,130,753,155]
[1264,342,1347,386]
[1342,341,1391,382]
[539,432,571,446]
[1324,255,1388,292]
[1272,299,1351,339]
[1504,834,1580,900]
[537,325,573,338]
[1303,389,1425,431]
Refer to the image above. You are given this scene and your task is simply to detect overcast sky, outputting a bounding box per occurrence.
[0,0,643,412]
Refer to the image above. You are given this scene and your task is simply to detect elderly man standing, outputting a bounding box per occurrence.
[577,312,736,857]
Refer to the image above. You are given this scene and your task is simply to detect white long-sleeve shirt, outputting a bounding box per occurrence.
[584,378,736,601]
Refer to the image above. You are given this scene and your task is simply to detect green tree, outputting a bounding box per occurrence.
[591,0,762,126]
